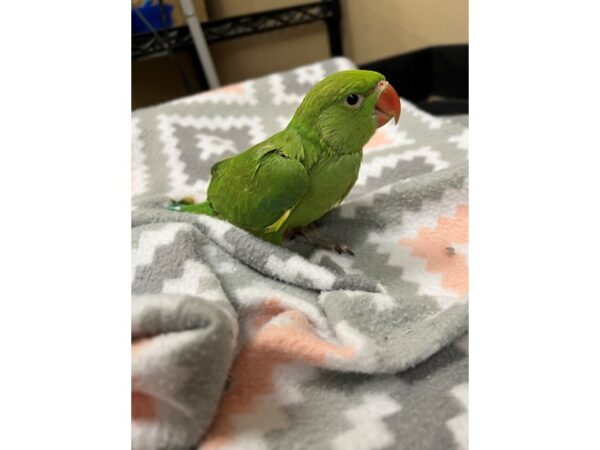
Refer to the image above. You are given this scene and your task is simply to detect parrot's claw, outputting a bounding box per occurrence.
[332,243,355,256]
[288,225,355,256]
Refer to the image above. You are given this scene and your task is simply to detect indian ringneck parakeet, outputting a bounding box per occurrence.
[170,70,401,254]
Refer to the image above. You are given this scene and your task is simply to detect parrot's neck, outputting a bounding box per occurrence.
[288,122,365,157]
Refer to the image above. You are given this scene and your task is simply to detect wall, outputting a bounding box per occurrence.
[205,0,468,84]
[341,0,468,64]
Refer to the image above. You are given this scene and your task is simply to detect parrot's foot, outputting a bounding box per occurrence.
[288,225,354,256]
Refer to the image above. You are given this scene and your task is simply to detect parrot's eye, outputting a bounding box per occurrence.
[345,94,363,108]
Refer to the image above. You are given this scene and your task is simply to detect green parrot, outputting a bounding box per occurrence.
[169,70,401,254]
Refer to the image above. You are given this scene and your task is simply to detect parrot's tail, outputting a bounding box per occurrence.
[168,200,219,217]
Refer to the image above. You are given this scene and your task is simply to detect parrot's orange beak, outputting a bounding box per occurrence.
[374,80,401,128]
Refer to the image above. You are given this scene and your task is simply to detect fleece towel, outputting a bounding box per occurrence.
[132,57,469,450]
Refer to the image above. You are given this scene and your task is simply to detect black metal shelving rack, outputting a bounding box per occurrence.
[132,0,342,90]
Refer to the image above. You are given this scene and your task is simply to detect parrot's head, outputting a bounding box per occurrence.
[289,70,401,152]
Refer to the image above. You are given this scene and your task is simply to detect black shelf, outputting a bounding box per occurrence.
[132,0,342,60]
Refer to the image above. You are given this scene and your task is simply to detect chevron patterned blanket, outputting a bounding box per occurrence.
[132,57,469,450]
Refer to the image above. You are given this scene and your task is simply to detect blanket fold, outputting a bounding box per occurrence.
[132,294,236,450]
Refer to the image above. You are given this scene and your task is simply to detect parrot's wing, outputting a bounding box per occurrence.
[207,139,309,234]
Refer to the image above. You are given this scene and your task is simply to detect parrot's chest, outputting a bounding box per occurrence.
[287,152,362,228]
